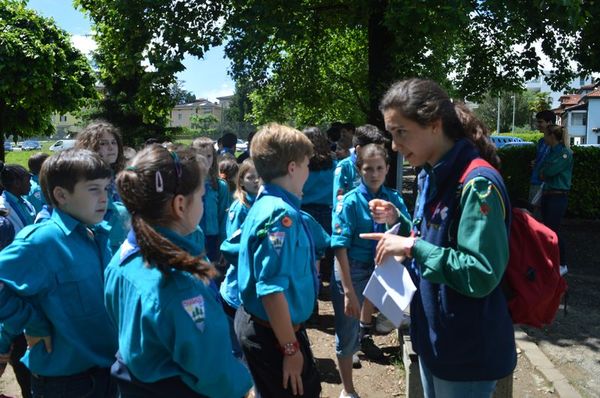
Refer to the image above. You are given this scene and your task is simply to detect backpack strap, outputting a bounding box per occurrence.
[459,158,494,184]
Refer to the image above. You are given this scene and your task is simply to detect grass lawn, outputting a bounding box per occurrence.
[4,142,53,169]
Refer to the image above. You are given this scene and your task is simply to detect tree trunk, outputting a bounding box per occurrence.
[368,0,398,188]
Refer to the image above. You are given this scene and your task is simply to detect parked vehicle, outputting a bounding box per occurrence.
[49,139,76,151]
[3,141,13,152]
[490,135,531,149]
[236,139,248,153]
[21,140,42,151]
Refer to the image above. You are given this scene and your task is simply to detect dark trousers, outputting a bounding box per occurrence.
[234,306,321,398]
[8,334,31,398]
[30,367,116,398]
[111,357,207,398]
[541,193,568,265]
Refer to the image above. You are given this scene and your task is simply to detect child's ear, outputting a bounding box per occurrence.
[52,186,68,206]
[171,194,186,220]
[287,161,296,175]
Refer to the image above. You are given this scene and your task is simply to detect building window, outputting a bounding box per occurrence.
[571,113,587,126]
[178,113,182,120]
[59,115,67,122]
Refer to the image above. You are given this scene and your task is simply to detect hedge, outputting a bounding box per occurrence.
[492,131,543,144]
[498,145,600,219]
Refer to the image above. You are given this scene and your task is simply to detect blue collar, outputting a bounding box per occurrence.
[259,183,301,209]
[51,208,110,236]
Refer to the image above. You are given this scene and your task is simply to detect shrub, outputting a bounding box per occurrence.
[498,145,600,219]
[492,131,542,144]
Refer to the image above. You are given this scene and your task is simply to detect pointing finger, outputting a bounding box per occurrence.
[360,232,384,241]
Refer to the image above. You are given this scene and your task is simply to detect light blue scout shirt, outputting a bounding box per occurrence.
[27,175,46,214]
[539,143,573,191]
[331,182,410,263]
[0,208,117,376]
[220,193,256,309]
[237,184,317,325]
[105,199,130,255]
[332,152,360,211]
[303,166,335,206]
[104,227,252,398]
[0,191,35,233]
[200,178,230,240]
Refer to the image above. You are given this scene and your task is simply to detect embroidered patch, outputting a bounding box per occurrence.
[337,188,344,196]
[268,231,286,255]
[480,203,490,215]
[336,202,343,214]
[182,296,205,331]
[562,153,568,159]
[335,167,342,175]
[281,216,292,227]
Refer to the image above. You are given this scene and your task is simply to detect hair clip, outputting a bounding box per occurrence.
[155,171,164,193]
[126,166,136,171]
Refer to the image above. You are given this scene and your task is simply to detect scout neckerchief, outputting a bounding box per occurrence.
[259,184,319,294]
[357,182,386,255]
[3,192,34,227]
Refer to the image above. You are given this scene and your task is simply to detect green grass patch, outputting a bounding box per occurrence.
[5,142,53,169]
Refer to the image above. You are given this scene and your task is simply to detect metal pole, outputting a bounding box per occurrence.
[512,94,516,133]
[496,96,501,134]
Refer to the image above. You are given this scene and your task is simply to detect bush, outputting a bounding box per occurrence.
[498,145,600,219]
[492,131,542,144]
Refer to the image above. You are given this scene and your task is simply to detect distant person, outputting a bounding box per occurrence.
[0,163,35,234]
[220,132,238,156]
[27,152,50,213]
[539,125,573,276]
[529,110,555,211]
[218,154,239,203]
[335,123,356,160]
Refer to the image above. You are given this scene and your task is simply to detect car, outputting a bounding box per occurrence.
[3,141,13,152]
[21,140,42,151]
[49,139,76,151]
[490,135,529,149]
[236,139,248,153]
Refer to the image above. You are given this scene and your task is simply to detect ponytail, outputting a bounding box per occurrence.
[117,145,216,280]
[131,215,216,280]
[453,103,500,169]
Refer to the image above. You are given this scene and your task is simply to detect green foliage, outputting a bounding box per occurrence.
[492,131,543,144]
[475,90,536,133]
[528,92,553,113]
[75,0,226,144]
[225,0,591,125]
[0,0,97,161]
[498,145,600,219]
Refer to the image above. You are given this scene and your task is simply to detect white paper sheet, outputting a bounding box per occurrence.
[363,255,417,328]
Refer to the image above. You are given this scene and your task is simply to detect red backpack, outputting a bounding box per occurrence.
[460,159,567,328]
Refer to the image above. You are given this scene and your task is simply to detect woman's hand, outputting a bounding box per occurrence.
[360,232,416,265]
[283,350,304,396]
[344,289,360,319]
[369,199,399,226]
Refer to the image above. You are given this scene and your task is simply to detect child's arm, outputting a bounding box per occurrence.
[262,293,305,397]
[334,248,360,319]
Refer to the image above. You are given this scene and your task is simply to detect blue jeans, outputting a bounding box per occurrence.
[330,258,373,357]
[541,193,568,264]
[419,360,497,398]
[31,367,116,398]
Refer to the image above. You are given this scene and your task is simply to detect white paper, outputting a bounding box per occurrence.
[363,255,417,328]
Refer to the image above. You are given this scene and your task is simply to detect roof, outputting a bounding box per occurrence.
[563,103,587,112]
[585,88,600,98]
[559,94,581,106]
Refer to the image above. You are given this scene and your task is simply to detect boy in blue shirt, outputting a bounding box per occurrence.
[26,152,49,214]
[236,123,322,397]
[0,149,118,397]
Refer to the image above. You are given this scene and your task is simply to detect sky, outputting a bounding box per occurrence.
[27,0,235,102]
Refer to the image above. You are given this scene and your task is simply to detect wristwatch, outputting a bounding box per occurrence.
[279,341,300,356]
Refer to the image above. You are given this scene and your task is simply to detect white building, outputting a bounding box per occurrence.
[556,82,600,145]
[526,73,593,109]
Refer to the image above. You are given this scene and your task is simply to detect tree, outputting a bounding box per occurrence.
[75,0,226,145]
[475,90,540,133]
[224,1,591,127]
[0,0,97,161]
[528,92,553,114]
[170,80,197,105]
[190,114,218,138]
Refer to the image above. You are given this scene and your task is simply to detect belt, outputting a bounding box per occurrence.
[249,314,303,333]
[543,190,569,195]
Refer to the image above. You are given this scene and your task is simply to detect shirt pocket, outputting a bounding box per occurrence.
[54,267,104,318]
